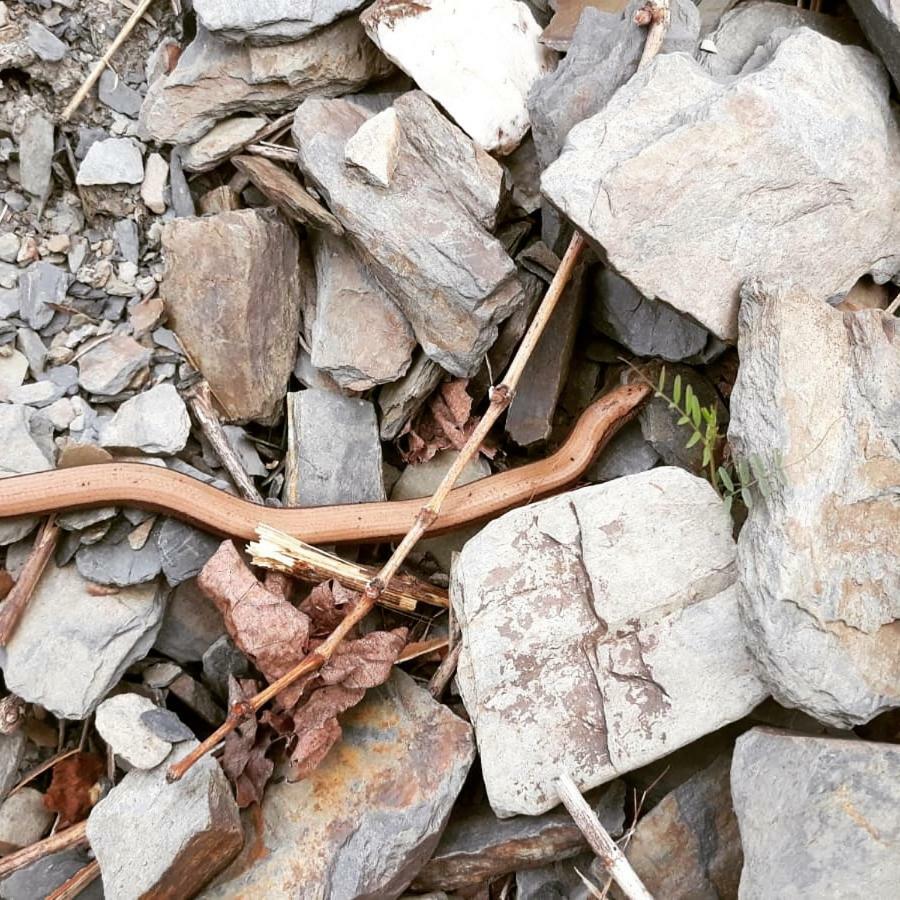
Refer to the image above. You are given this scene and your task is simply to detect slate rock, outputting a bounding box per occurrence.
[0,788,53,851]
[17,113,54,199]
[589,267,710,362]
[182,117,267,172]
[157,519,221,587]
[0,403,54,476]
[19,261,68,330]
[88,741,243,899]
[76,518,163,587]
[95,693,172,769]
[140,19,393,145]
[155,576,226,663]
[99,383,190,455]
[76,138,144,186]
[529,0,699,167]
[161,209,302,422]
[702,1,864,78]
[848,0,900,92]
[203,671,474,898]
[730,283,900,727]
[98,69,143,117]
[0,348,28,394]
[310,231,414,390]
[362,0,556,155]
[194,0,369,43]
[0,233,17,263]
[731,728,900,898]
[516,852,597,900]
[284,388,385,507]
[0,730,26,799]
[140,707,195,743]
[0,849,101,900]
[26,22,67,61]
[541,29,900,340]
[141,151,169,214]
[114,218,140,263]
[77,334,151,395]
[293,91,522,376]
[202,636,250,700]
[452,468,768,816]
[586,420,659,483]
[614,754,741,899]
[413,780,625,892]
[0,562,165,718]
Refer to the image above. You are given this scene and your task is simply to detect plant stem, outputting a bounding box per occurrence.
[167,231,589,783]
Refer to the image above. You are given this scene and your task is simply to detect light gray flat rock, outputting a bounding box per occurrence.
[99,383,190,454]
[76,138,144,186]
[19,262,68,330]
[157,518,221,587]
[155,577,226,663]
[181,117,267,172]
[77,334,151,396]
[848,0,900,92]
[95,693,173,769]
[17,114,54,199]
[452,468,768,816]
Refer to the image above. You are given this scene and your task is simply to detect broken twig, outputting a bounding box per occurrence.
[636,0,671,70]
[0,822,88,879]
[46,860,101,900]
[0,516,59,645]
[556,773,654,900]
[167,232,587,782]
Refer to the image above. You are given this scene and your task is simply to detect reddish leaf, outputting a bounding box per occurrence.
[0,569,13,601]
[44,752,105,826]
[222,677,276,808]
[399,379,480,464]
[199,541,310,684]
[299,579,360,637]
[319,629,408,690]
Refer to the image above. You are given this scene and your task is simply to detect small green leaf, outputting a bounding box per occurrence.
[673,374,682,406]
[691,398,702,431]
[702,445,712,468]
[741,485,753,508]
[684,384,694,409]
[657,366,667,394]
[749,453,766,482]
[677,415,690,426]
[718,467,735,492]
[723,494,734,514]
[685,431,702,449]
[737,458,751,486]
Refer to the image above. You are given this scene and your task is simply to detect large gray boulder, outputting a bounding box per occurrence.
[293,91,523,376]
[847,0,900,92]
[140,19,393,145]
[730,283,900,727]
[194,0,369,44]
[542,29,900,341]
[731,728,900,899]
[452,467,767,816]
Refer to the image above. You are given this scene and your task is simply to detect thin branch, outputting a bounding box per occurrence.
[183,380,264,504]
[46,860,101,900]
[556,773,655,900]
[0,822,88,879]
[62,0,156,120]
[167,231,588,782]
[637,0,671,71]
[0,516,59,645]
[885,291,900,316]
[428,614,461,698]
[248,525,448,612]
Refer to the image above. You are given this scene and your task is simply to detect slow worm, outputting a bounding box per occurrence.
[0,383,650,543]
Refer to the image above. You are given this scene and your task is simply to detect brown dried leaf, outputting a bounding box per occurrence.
[299,579,360,637]
[0,569,13,601]
[44,752,106,826]
[319,628,409,689]
[399,378,478,464]
[222,677,276,808]
[199,541,310,684]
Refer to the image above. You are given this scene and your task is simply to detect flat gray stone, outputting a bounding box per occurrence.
[98,69,143,117]
[849,0,900,92]
[361,0,555,155]
[17,114,54,199]
[4,380,65,407]
[731,728,900,898]
[88,741,243,899]
[194,0,369,43]
[155,577,226,663]
[377,351,445,441]
[541,30,900,340]
[0,234,17,263]
[310,232,414,390]
[114,218,140,264]
[203,671,474,899]
[25,21,67,60]
[0,348,28,394]
[0,731,26,799]
[77,334,151,395]
[76,518,163,587]
[95,693,172,769]
[181,117,267,172]
[19,262,68,330]
[99,383,190,454]
[0,403,54,476]
[202,636,249,700]
[140,707,194,743]
[284,388,386,507]
[453,468,768,816]
[589,267,711,362]
[0,849,101,900]
[157,518,221,587]
[0,788,53,851]
[529,0,699,167]
[586,419,659,483]
[730,283,900,727]
[0,562,165,718]
[293,91,522,376]
[76,138,144,186]
[140,19,393,145]
[161,209,302,423]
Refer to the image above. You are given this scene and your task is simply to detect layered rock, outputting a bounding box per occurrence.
[161,209,302,423]
[452,467,767,816]
[541,29,900,340]
[293,91,522,375]
[729,283,900,727]
[848,0,900,91]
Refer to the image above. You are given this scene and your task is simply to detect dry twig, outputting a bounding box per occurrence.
[556,773,655,900]
[46,860,101,900]
[62,0,156,120]
[0,516,59,645]
[167,231,588,782]
[183,380,264,504]
[249,525,448,612]
[0,822,88,879]
[636,0,671,70]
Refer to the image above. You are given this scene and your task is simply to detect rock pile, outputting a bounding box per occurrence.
[0,0,897,897]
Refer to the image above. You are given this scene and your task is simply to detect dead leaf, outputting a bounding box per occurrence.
[399,378,481,464]
[319,629,408,690]
[0,569,13,601]
[43,752,106,826]
[299,579,360,637]
[222,677,276,808]
[199,541,310,684]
